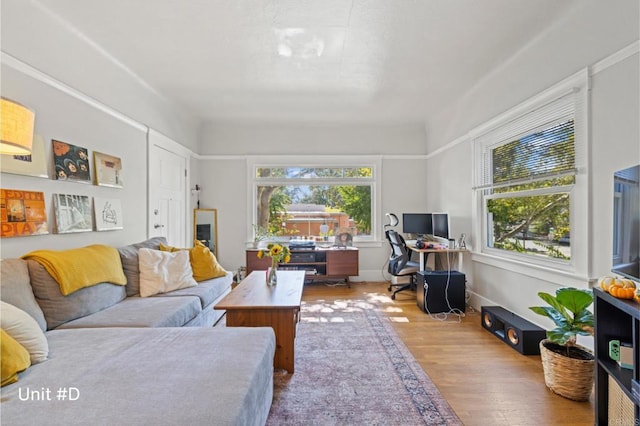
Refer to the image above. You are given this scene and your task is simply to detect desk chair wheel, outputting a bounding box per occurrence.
[387,285,392,291]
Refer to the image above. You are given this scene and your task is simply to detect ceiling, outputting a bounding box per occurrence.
[32,0,577,125]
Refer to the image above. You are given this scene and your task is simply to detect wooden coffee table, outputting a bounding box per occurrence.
[214,270,305,373]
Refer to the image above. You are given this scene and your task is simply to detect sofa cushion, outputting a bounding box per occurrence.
[138,249,197,297]
[0,327,276,425]
[0,302,48,364]
[160,240,227,281]
[0,329,31,387]
[154,271,232,308]
[55,296,201,329]
[22,245,126,295]
[0,259,47,331]
[118,237,167,296]
[27,260,126,330]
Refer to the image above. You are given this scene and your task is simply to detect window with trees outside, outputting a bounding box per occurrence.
[253,165,376,242]
[474,90,581,265]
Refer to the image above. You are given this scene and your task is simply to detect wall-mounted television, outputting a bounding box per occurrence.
[612,164,639,282]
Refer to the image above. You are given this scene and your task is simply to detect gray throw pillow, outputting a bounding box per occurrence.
[118,237,168,296]
[0,258,47,331]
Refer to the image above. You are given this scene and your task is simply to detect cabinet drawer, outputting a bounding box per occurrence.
[246,250,271,274]
[326,250,359,276]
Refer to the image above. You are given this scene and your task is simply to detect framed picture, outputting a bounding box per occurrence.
[94,151,123,188]
[0,135,48,178]
[0,189,49,237]
[94,197,123,231]
[52,140,91,183]
[52,193,93,233]
[335,232,353,247]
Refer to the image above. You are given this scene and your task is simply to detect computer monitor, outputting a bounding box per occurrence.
[402,213,432,238]
[432,213,449,240]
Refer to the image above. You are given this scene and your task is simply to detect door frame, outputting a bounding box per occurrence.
[147,128,192,247]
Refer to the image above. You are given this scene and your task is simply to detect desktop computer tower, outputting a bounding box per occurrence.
[417,271,466,314]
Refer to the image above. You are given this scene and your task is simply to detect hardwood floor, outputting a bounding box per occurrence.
[300,280,594,426]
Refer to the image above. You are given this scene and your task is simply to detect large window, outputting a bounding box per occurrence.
[474,87,585,268]
[252,163,377,242]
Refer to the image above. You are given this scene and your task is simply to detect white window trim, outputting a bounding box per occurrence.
[471,69,591,286]
[246,155,383,247]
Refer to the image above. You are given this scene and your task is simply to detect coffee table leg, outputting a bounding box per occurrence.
[224,308,298,373]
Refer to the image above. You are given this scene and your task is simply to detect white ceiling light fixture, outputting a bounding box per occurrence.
[0,97,35,155]
[274,28,325,59]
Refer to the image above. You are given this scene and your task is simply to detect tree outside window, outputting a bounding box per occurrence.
[482,119,575,261]
[255,167,373,240]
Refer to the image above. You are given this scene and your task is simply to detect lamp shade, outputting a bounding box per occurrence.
[1,97,35,155]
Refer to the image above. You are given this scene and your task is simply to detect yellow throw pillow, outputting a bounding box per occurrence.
[1,329,31,387]
[190,240,227,281]
[159,241,227,281]
[159,243,180,253]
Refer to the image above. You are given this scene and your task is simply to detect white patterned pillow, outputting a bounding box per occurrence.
[138,249,197,297]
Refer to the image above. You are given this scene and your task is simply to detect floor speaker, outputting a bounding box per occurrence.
[481,306,546,355]
[417,271,465,314]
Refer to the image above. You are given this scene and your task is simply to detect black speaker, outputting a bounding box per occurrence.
[481,306,546,355]
[417,271,465,314]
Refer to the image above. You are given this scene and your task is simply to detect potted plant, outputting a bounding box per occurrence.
[529,287,595,401]
[251,224,271,249]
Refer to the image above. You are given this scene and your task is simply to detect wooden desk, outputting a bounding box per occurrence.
[409,246,468,271]
[214,270,305,373]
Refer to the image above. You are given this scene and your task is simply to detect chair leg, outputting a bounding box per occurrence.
[390,275,416,300]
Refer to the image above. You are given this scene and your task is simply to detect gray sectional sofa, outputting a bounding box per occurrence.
[0,237,276,426]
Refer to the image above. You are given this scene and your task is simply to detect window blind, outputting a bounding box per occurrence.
[475,91,576,190]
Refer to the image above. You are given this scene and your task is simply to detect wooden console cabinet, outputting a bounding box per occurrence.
[246,247,359,284]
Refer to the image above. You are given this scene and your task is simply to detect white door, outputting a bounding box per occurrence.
[148,129,188,247]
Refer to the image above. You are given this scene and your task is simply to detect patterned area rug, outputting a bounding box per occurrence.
[266,300,461,425]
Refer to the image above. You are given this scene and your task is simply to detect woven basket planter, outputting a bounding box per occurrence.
[539,339,595,401]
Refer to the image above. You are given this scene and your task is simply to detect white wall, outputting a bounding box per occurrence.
[426,0,639,151]
[199,122,428,155]
[0,0,200,258]
[422,0,639,331]
[1,0,199,150]
[196,123,429,276]
[0,64,148,258]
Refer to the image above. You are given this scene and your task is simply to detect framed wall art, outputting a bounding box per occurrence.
[0,189,49,237]
[93,151,123,188]
[52,193,93,233]
[94,197,123,231]
[0,135,48,178]
[52,140,91,183]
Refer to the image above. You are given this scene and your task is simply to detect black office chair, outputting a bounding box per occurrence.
[385,229,420,300]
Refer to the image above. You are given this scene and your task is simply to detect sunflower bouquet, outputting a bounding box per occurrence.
[257,243,290,285]
[257,243,291,265]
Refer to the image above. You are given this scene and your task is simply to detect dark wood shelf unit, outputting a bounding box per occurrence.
[246,247,359,285]
[594,287,639,424]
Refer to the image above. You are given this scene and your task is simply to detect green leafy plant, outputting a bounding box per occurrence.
[252,224,272,243]
[529,287,594,347]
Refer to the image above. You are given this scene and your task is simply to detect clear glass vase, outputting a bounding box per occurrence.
[267,263,278,286]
